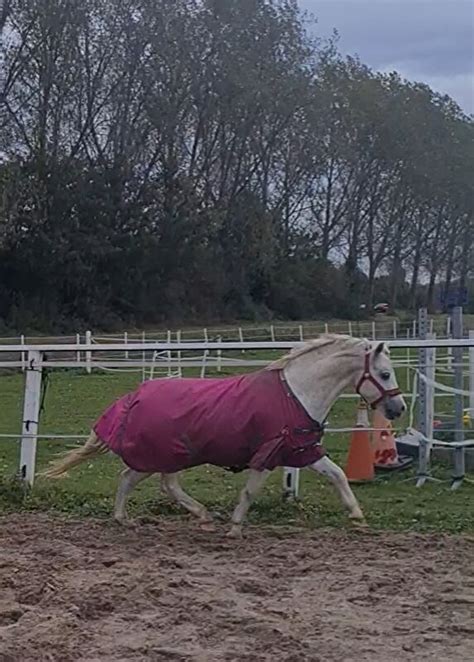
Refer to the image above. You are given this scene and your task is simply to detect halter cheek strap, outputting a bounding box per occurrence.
[356,351,401,409]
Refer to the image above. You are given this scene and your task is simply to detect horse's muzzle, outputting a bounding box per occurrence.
[383,395,406,420]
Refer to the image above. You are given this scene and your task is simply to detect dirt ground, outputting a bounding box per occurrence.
[0,515,473,662]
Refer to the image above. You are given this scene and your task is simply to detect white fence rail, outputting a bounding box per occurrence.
[0,315,465,346]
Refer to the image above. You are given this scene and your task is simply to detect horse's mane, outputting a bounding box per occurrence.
[266,334,367,371]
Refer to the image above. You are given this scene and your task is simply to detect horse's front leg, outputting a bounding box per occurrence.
[161,472,215,531]
[310,457,366,526]
[227,469,270,539]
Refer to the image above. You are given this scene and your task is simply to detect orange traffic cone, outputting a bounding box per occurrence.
[345,400,375,482]
[372,410,413,471]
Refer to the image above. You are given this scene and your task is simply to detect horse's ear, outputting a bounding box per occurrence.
[375,342,385,355]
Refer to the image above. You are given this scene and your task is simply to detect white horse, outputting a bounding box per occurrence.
[42,335,405,537]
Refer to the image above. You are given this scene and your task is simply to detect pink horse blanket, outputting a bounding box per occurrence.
[93,369,325,474]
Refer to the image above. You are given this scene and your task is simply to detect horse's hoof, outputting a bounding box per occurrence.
[199,520,216,533]
[114,517,135,528]
[210,510,225,521]
[226,526,243,539]
[350,518,369,529]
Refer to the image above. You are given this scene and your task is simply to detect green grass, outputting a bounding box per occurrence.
[0,351,473,534]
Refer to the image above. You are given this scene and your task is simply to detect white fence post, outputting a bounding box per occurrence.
[176,330,182,377]
[324,323,329,334]
[141,330,146,382]
[299,325,304,341]
[238,327,245,353]
[415,308,436,487]
[19,350,43,485]
[470,330,474,418]
[85,330,92,374]
[217,335,222,372]
[124,331,129,360]
[348,321,353,336]
[76,333,81,364]
[201,328,210,376]
[393,320,397,339]
[283,467,300,500]
[20,334,26,371]
[425,334,436,444]
[270,325,275,342]
[166,330,172,377]
[451,307,465,489]
[406,347,410,390]
[372,321,376,340]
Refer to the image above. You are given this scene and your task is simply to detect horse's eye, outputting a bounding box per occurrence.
[381,371,391,381]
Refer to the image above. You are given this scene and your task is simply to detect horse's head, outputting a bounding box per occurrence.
[268,334,406,423]
[356,341,406,420]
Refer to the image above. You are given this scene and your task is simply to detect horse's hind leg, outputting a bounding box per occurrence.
[161,473,214,530]
[114,467,152,524]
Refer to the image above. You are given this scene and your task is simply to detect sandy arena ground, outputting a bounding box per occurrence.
[0,514,473,661]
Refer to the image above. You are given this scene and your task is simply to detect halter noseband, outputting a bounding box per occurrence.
[356,350,401,409]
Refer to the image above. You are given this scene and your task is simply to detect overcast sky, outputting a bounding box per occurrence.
[299,0,474,115]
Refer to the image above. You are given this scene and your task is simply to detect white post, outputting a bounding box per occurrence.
[412,320,417,338]
[270,324,275,342]
[299,325,304,342]
[21,334,26,371]
[76,333,81,364]
[217,335,222,372]
[176,330,182,377]
[283,467,300,499]
[19,350,43,485]
[393,320,397,339]
[469,330,474,417]
[85,330,92,374]
[124,331,129,360]
[451,307,465,488]
[200,350,208,379]
[406,347,410,391]
[141,331,146,382]
[238,327,245,353]
[429,318,434,334]
[372,321,376,340]
[447,345,453,372]
[348,321,353,336]
[324,323,329,334]
[425,334,436,443]
[446,316,451,337]
[201,328,209,375]
[167,330,172,377]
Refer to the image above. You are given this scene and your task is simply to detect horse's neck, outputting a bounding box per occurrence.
[283,353,359,422]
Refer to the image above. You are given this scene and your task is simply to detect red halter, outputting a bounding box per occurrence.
[356,350,401,409]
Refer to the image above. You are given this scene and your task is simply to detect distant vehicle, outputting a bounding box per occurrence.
[374,302,389,313]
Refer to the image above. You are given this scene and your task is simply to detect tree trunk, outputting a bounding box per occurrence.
[390,228,403,308]
[410,223,423,309]
[442,221,458,310]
